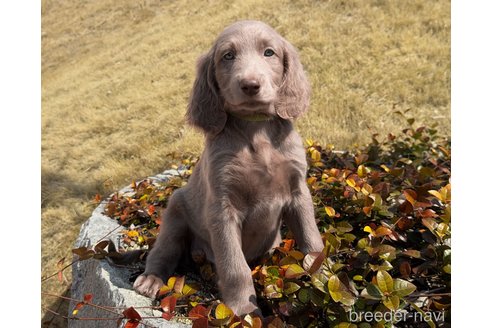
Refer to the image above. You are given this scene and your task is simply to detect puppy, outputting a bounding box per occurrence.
[134,20,324,316]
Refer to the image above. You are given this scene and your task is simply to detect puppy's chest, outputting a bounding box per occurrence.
[228,143,302,206]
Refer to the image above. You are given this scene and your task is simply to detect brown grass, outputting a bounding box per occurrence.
[41,0,450,326]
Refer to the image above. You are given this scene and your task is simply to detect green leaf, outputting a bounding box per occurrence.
[336,221,353,233]
[393,279,417,297]
[353,275,363,281]
[360,283,383,300]
[328,274,357,306]
[369,260,393,272]
[288,250,305,261]
[264,284,282,299]
[298,288,310,303]
[284,264,306,279]
[383,294,400,311]
[283,282,301,295]
[376,270,394,293]
[311,273,329,293]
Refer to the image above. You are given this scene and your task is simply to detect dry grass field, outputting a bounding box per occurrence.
[41,0,450,326]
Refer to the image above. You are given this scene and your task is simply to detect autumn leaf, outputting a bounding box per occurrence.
[189,305,209,320]
[376,270,394,293]
[303,251,325,274]
[72,302,85,316]
[324,206,336,218]
[284,264,306,279]
[124,320,140,328]
[93,193,102,203]
[122,307,141,322]
[215,303,234,320]
[83,293,93,303]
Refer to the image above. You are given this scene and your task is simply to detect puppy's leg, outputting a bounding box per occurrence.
[134,190,189,298]
[209,205,259,316]
[283,183,324,254]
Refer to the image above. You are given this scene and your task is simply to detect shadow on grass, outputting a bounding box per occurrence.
[42,286,71,328]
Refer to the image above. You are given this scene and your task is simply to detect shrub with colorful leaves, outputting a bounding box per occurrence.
[94,119,450,328]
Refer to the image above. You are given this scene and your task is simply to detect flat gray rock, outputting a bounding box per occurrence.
[69,170,191,328]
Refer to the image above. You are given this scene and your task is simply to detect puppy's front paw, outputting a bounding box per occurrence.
[133,274,164,298]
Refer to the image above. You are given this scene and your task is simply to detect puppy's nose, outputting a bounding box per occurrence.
[240,79,260,96]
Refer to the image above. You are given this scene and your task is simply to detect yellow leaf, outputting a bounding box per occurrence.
[440,184,451,202]
[376,270,394,293]
[307,177,317,185]
[215,303,234,320]
[357,165,367,177]
[346,178,356,188]
[325,206,336,218]
[167,276,176,288]
[362,183,373,196]
[403,189,417,205]
[428,190,443,201]
[311,149,321,162]
[182,284,198,296]
[363,226,373,234]
[127,230,139,238]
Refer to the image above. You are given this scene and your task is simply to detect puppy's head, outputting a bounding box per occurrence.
[186,20,310,135]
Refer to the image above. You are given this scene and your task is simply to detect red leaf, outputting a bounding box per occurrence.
[160,295,177,314]
[57,271,63,283]
[122,307,142,321]
[72,302,85,315]
[399,200,414,214]
[400,261,412,278]
[56,257,66,283]
[83,294,93,303]
[162,311,175,321]
[124,320,140,328]
[93,194,102,203]
[363,206,372,216]
[189,305,209,320]
[192,317,209,328]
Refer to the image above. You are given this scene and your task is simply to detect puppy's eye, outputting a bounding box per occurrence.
[264,49,275,57]
[223,52,235,60]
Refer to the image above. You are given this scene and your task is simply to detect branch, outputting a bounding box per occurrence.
[42,293,161,328]
[41,259,80,283]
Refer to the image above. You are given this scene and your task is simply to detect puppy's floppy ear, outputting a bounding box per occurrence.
[186,50,227,136]
[276,39,311,120]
